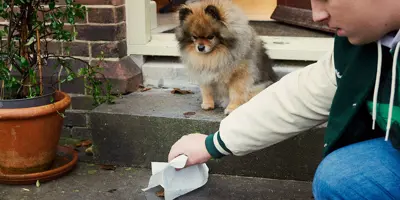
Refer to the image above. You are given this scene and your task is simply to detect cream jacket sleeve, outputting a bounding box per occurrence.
[205,49,338,157]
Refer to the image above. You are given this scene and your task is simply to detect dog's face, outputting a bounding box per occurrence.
[191,33,218,54]
[175,4,236,54]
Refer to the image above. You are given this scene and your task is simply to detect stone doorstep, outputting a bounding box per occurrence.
[89,88,326,182]
[141,56,313,90]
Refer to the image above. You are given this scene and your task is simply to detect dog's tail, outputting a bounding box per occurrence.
[249,81,274,99]
[256,41,278,83]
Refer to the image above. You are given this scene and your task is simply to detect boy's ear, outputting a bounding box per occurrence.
[178,7,193,22]
[204,5,221,21]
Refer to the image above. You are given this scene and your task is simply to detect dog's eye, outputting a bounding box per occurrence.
[192,36,198,40]
[207,35,215,40]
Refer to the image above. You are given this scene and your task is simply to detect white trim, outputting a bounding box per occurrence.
[213,133,231,155]
[128,33,334,61]
[150,1,158,29]
[126,0,151,45]
[141,57,306,89]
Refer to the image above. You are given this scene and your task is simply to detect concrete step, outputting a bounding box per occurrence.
[90,88,325,182]
[141,56,313,90]
[0,162,313,200]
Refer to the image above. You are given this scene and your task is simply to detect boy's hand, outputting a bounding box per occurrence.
[168,133,212,168]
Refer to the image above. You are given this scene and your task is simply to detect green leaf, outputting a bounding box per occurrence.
[125,167,132,171]
[66,74,75,82]
[0,30,6,38]
[20,57,29,68]
[78,68,87,76]
[68,16,74,24]
[57,110,65,118]
[64,46,71,55]
[49,1,56,9]
[25,37,35,46]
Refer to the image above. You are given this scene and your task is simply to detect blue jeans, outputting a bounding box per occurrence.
[313,137,400,200]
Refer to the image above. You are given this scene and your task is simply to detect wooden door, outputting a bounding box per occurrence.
[232,0,276,21]
[271,0,335,33]
[276,0,311,9]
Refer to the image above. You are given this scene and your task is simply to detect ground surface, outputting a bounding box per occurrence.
[0,162,313,200]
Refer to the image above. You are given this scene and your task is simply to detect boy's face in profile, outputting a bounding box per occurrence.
[311,0,398,45]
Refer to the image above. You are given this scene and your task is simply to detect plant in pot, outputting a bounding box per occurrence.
[0,0,114,176]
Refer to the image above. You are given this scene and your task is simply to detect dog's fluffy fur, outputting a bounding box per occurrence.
[175,0,277,115]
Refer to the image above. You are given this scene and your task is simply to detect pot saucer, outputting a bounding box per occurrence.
[0,145,78,185]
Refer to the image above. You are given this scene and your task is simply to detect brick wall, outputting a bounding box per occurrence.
[0,0,142,95]
[0,0,143,153]
[58,0,142,142]
[57,0,142,95]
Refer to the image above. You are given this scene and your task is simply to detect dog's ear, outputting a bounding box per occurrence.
[178,7,193,22]
[205,5,221,21]
[219,27,237,48]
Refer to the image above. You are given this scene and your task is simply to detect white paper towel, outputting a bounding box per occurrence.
[142,154,209,200]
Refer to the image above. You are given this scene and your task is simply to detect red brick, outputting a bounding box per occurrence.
[42,58,88,94]
[91,41,126,58]
[63,42,90,57]
[37,6,86,24]
[46,76,86,94]
[75,23,125,41]
[59,77,86,94]
[116,6,125,22]
[73,0,124,6]
[90,56,142,94]
[88,8,115,23]
[45,58,87,76]
[87,6,124,23]
[45,24,75,40]
[41,41,63,55]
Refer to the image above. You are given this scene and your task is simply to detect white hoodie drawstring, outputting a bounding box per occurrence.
[372,41,400,141]
[372,41,383,130]
[385,42,400,141]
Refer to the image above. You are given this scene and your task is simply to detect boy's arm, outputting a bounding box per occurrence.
[206,50,337,158]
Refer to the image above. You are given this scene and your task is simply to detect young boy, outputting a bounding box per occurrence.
[168,0,400,199]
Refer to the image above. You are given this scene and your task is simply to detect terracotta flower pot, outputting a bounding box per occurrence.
[0,91,71,174]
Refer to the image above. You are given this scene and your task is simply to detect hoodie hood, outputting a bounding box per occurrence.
[380,29,400,50]
[372,29,400,141]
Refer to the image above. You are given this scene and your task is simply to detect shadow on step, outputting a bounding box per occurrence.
[163,20,334,38]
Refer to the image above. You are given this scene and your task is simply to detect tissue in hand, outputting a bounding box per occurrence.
[142,154,209,200]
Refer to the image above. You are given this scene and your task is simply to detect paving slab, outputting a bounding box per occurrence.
[0,163,313,200]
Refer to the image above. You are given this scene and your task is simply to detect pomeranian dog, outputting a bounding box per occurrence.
[175,0,277,115]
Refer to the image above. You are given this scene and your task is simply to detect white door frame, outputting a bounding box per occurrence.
[126,0,151,45]
[126,0,334,61]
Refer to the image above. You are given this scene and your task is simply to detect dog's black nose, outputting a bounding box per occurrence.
[197,45,205,52]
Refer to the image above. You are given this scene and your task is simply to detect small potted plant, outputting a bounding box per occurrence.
[0,0,114,175]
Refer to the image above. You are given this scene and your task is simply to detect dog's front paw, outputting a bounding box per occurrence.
[224,108,233,115]
[201,102,215,110]
[224,104,239,115]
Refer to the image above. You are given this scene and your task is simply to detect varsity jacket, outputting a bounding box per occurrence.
[205,33,400,158]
